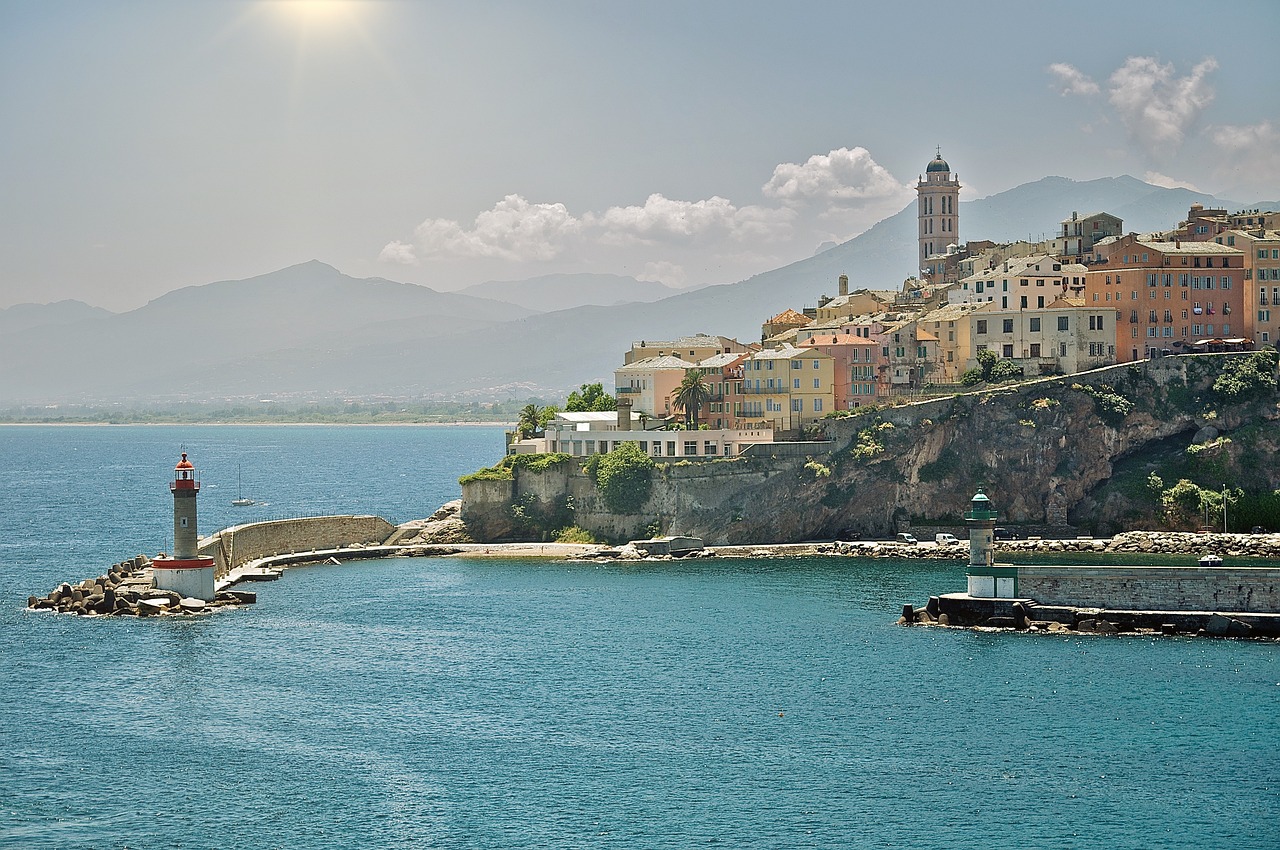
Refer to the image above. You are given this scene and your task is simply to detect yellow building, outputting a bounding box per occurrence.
[739,345,835,436]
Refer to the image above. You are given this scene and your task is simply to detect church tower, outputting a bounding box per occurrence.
[917,147,960,276]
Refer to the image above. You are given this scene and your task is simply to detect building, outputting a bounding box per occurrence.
[623,334,750,365]
[917,302,986,382]
[1083,234,1247,362]
[968,297,1114,375]
[1057,211,1123,259]
[761,309,811,343]
[798,333,883,408]
[614,355,696,420]
[1219,228,1280,347]
[513,411,774,460]
[952,254,1088,307]
[739,345,835,435]
[917,148,960,274]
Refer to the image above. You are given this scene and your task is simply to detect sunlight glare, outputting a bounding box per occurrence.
[267,0,369,30]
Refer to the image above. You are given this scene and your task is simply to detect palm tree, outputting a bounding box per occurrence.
[517,404,543,439]
[673,370,712,429]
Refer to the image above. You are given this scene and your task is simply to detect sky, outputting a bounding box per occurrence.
[2,0,1278,312]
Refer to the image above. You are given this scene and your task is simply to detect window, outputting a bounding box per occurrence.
[704,442,717,456]
[813,399,823,412]
[1029,317,1041,331]
[895,346,905,357]
[1003,319,1013,333]
[1037,296,1045,308]
[684,441,697,455]
[793,378,800,389]
[1057,316,1069,331]
[812,360,820,369]
[791,399,802,412]
[1020,296,1028,309]
[1002,344,1013,357]
[1030,343,1041,357]
[813,378,820,389]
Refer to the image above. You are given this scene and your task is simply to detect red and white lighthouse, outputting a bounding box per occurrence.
[152,452,217,601]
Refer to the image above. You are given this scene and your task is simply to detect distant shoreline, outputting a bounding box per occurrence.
[0,421,515,428]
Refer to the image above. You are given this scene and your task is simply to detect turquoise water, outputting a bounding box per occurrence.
[1,426,1277,848]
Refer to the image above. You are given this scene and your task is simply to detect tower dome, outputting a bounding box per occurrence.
[926,154,950,173]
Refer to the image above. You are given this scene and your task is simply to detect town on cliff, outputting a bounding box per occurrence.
[465,152,1279,545]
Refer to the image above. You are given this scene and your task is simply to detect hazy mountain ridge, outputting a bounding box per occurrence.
[0,300,114,335]
[456,273,689,313]
[0,177,1262,404]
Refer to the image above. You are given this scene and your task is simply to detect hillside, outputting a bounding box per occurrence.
[456,273,689,313]
[459,352,1280,543]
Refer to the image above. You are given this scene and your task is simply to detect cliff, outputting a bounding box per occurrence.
[460,352,1280,544]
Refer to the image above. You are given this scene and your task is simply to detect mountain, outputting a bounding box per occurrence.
[0,300,113,335]
[456,273,687,312]
[0,261,533,403]
[0,177,1262,404]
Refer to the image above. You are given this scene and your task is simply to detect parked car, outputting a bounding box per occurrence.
[1252,526,1267,534]
[993,527,1017,540]
[895,533,918,545]
[935,533,960,546]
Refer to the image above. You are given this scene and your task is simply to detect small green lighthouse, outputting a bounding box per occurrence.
[964,489,1015,597]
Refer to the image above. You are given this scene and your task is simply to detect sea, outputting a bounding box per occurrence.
[1,425,1276,849]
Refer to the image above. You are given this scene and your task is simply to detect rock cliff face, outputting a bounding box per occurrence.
[461,353,1280,543]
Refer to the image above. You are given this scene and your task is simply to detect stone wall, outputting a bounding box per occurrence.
[199,516,396,578]
[1017,564,1280,613]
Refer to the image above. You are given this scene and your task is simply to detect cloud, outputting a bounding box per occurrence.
[408,195,583,262]
[1143,171,1201,192]
[637,261,686,287]
[587,193,792,246]
[377,240,418,265]
[762,146,908,206]
[1107,56,1217,159]
[1048,62,1099,96]
[1210,121,1280,192]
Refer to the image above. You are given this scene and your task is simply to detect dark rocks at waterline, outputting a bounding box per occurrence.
[25,555,256,617]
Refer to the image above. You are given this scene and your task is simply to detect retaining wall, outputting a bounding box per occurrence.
[1017,564,1280,613]
[199,516,396,579]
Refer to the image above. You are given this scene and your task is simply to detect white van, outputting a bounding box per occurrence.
[935,533,960,546]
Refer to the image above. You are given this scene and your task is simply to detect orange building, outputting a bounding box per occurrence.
[1084,234,1246,362]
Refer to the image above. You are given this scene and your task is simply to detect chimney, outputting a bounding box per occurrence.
[839,274,849,296]
[617,397,633,432]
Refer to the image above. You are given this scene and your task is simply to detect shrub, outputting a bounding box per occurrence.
[804,459,831,478]
[593,442,654,513]
[1212,350,1278,402]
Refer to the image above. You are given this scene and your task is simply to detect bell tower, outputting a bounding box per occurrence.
[917,147,960,278]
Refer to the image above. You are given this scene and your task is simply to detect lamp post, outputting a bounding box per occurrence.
[1223,485,1228,534]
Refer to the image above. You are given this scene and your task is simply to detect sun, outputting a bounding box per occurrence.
[267,0,369,29]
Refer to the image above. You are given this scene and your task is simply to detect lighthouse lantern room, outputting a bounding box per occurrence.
[152,452,217,601]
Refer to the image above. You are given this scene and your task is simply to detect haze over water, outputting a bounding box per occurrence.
[1,426,1276,848]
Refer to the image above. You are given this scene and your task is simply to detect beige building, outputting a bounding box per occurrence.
[623,334,750,365]
[614,355,695,420]
[1057,211,1123,258]
[813,290,895,323]
[968,297,1114,375]
[739,345,835,435]
[952,254,1088,307]
[1220,228,1280,347]
[917,302,986,382]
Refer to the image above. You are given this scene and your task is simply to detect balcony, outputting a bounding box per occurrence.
[615,387,641,395]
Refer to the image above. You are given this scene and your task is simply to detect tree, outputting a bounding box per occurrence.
[565,382,616,412]
[673,370,712,428]
[516,404,544,439]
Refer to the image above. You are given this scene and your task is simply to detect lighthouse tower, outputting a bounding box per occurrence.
[964,488,1016,598]
[152,452,217,601]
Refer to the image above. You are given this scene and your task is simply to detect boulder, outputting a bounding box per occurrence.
[937,613,950,626]
[178,598,207,613]
[1205,614,1252,638]
[986,616,1017,628]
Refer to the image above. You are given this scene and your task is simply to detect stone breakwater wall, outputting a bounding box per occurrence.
[26,555,256,617]
[201,515,397,579]
[1017,564,1280,613]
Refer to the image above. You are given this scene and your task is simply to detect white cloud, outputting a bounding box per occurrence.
[1212,120,1279,157]
[762,146,908,206]
[1107,56,1218,159]
[588,193,792,246]
[410,195,583,262]
[1144,171,1201,192]
[637,261,686,287]
[1210,121,1280,195]
[1048,62,1099,96]
[377,240,418,264]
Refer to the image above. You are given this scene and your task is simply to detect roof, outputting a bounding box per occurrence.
[697,352,746,368]
[915,329,939,342]
[616,355,697,372]
[751,344,829,361]
[800,334,878,347]
[631,334,733,348]
[1140,240,1242,255]
[766,308,810,325]
[1060,211,1122,224]
[553,411,619,423]
[926,155,950,173]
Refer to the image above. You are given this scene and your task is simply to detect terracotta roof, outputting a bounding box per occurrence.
[766,308,810,324]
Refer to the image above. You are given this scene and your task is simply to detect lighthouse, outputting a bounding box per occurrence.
[964,488,1016,598]
[152,452,217,601]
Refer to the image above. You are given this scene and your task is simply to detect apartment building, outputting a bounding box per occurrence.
[739,345,836,435]
[968,297,1114,374]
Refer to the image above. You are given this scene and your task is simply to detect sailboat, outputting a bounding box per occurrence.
[231,465,255,507]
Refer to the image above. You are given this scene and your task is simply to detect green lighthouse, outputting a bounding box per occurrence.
[964,489,1015,597]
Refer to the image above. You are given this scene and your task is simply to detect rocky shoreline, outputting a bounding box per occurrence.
[26,555,256,617]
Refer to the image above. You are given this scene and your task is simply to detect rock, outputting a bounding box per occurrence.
[138,598,167,616]
[1047,621,1070,633]
[1206,614,1252,637]
[915,609,935,624]
[178,598,207,613]
[27,596,37,608]
[1192,425,1219,444]
[1161,623,1177,635]
[926,596,941,618]
[986,616,1016,628]
[1078,618,1097,632]
[1011,602,1028,629]
[1095,620,1119,634]
[937,613,950,626]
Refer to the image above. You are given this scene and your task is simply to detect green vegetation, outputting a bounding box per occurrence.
[515,403,558,439]
[553,526,599,544]
[458,451,572,485]
[959,348,1024,386]
[1071,382,1133,424]
[673,370,712,429]
[803,459,831,478]
[848,421,894,459]
[1211,350,1278,402]
[587,441,654,513]
[565,382,616,412]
